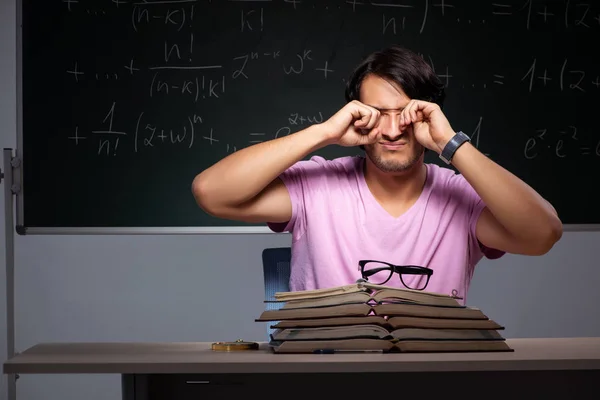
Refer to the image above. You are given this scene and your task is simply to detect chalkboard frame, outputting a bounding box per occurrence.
[12,0,600,235]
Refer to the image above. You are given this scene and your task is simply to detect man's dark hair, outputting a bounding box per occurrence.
[345,45,446,107]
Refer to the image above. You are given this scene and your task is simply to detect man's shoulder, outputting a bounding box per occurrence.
[424,162,481,205]
[287,155,363,175]
[426,162,470,189]
[427,162,458,178]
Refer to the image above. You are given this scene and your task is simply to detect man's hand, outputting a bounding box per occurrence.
[321,100,382,147]
[399,100,456,153]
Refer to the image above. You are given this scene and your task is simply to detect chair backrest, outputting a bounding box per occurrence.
[261,247,291,340]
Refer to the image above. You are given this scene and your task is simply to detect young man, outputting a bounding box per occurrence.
[192,45,562,303]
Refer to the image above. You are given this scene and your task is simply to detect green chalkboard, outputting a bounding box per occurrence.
[19,0,600,232]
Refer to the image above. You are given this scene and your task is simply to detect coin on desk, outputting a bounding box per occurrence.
[211,339,259,351]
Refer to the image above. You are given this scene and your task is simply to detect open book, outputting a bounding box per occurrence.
[269,322,512,354]
[271,315,505,330]
[271,338,513,353]
[272,325,504,342]
[256,302,489,321]
[270,281,463,307]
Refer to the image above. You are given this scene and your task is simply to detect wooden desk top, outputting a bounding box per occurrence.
[3,337,600,375]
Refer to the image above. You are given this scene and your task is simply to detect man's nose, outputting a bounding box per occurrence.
[379,115,403,140]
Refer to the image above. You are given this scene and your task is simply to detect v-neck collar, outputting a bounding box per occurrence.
[357,157,432,222]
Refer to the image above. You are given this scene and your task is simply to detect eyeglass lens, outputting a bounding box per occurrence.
[362,261,429,290]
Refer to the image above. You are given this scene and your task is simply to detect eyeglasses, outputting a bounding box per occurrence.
[358,260,433,290]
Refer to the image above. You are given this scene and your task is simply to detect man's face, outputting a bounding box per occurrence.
[359,74,425,173]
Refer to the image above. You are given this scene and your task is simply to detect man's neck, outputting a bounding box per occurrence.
[363,157,428,207]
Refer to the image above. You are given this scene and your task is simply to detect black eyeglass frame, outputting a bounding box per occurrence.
[358,259,433,290]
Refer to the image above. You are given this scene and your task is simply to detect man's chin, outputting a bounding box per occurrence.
[365,147,424,174]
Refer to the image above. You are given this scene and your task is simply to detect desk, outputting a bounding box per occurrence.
[4,338,600,400]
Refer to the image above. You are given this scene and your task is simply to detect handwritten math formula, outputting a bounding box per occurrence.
[54,0,598,162]
[523,126,600,160]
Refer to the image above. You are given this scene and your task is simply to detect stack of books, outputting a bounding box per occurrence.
[255,281,513,354]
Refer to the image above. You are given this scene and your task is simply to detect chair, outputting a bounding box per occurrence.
[261,247,291,340]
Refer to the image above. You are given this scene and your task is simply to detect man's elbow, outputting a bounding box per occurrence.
[191,174,220,215]
[529,216,563,255]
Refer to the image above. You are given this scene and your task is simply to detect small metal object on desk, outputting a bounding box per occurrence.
[211,339,259,351]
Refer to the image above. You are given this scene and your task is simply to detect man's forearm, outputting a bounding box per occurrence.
[193,124,331,208]
[449,141,562,244]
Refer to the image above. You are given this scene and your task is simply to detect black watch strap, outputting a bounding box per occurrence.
[439,131,470,164]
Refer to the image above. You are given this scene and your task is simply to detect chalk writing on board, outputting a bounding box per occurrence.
[346,0,429,33]
[67,94,491,158]
[133,111,202,152]
[245,127,291,143]
[66,62,123,82]
[124,59,141,75]
[163,37,194,63]
[67,50,338,95]
[98,137,120,156]
[275,127,292,139]
[315,61,335,78]
[91,101,127,156]
[68,102,205,156]
[452,58,600,91]
[382,14,407,35]
[248,132,266,144]
[240,8,265,32]
[283,50,314,75]
[68,126,86,145]
[247,113,325,144]
[149,73,225,101]
[66,54,600,96]
[289,112,325,125]
[521,58,599,93]
[131,3,195,33]
[57,0,595,163]
[68,101,491,158]
[231,49,328,79]
[66,62,84,82]
[92,102,127,136]
[523,126,600,159]
[61,0,600,36]
[202,127,219,147]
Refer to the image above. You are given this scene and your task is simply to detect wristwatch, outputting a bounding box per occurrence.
[439,131,470,164]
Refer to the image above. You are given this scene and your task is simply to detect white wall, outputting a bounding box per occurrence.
[1,0,599,399]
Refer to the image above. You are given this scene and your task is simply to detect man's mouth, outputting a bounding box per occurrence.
[380,142,407,150]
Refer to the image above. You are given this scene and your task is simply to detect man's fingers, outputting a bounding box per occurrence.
[400,101,412,126]
[401,100,428,125]
[355,102,379,130]
[365,108,380,129]
[352,104,379,129]
[408,100,419,123]
[351,103,368,125]
[362,127,380,144]
[350,106,366,126]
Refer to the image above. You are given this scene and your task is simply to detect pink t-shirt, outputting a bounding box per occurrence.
[267,155,504,304]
